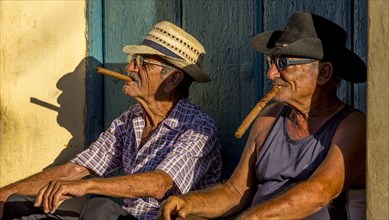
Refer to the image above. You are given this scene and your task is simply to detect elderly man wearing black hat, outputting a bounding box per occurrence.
[0,21,222,220]
[159,11,366,220]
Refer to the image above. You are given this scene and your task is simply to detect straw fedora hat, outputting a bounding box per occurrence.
[250,11,366,83]
[123,21,210,83]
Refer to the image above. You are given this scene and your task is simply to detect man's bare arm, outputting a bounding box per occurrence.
[236,111,366,219]
[35,169,174,213]
[0,162,90,202]
[84,169,173,199]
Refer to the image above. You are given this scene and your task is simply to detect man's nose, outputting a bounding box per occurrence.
[125,61,139,73]
[267,64,280,80]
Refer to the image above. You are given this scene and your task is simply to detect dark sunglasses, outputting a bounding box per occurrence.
[128,54,173,69]
[266,56,316,71]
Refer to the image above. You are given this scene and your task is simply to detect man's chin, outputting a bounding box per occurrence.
[274,96,287,104]
[122,86,138,98]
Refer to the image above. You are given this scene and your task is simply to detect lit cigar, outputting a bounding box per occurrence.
[96,67,131,82]
[235,86,280,139]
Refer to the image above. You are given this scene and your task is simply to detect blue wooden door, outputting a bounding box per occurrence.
[86,0,367,179]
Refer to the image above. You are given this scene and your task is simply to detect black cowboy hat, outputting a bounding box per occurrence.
[250,11,366,83]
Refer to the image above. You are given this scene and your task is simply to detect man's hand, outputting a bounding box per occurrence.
[34,180,87,214]
[158,196,193,220]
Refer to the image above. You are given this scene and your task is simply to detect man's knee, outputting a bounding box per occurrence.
[6,193,33,203]
[81,197,116,213]
[80,197,127,220]
[3,194,38,219]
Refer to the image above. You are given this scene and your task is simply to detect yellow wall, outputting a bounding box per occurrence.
[0,1,87,186]
[367,1,389,219]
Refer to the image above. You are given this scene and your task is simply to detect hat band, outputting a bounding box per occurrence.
[141,39,183,59]
[276,42,288,47]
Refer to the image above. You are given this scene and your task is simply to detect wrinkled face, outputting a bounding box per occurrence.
[123,54,173,100]
[266,56,319,105]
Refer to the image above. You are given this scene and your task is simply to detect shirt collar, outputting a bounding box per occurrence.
[161,98,190,130]
[133,98,192,130]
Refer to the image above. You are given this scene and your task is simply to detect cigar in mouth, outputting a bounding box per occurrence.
[96,67,131,82]
[235,86,281,139]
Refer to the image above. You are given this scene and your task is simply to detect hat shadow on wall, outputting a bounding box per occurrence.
[30,57,95,169]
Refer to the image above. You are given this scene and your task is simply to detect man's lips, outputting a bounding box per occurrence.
[127,72,140,83]
[273,80,286,87]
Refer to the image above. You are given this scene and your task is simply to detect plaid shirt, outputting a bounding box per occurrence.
[71,99,221,219]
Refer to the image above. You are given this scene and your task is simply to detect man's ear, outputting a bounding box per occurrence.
[163,70,184,93]
[317,62,333,85]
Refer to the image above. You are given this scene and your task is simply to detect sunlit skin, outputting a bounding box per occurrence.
[158,59,366,220]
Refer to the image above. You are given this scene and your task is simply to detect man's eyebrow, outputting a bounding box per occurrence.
[143,55,161,62]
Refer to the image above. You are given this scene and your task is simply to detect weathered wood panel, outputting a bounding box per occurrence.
[86,0,104,146]
[353,0,367,112]
[182,0,260,178]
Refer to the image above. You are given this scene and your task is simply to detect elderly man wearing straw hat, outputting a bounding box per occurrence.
[1,21,221,220]
[159,12,366,220]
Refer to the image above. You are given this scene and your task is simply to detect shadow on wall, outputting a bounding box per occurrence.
[30,57,93,169]
[28,56,131,170]
[28,57,104,212]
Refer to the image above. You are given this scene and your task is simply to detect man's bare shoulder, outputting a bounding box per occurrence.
[329,109,366,187]
[337,109,366,134]
[333,109,366,143]
[345,109,366,122]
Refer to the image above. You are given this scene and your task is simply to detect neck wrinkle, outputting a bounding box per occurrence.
[287,97,344,137]
[142,99,178,129]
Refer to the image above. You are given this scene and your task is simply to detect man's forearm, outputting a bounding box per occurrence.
[84,170,174,199]
[0,162,89,201]
[238,180,335,219]
[181,182,249,219]
[1,179,53,199]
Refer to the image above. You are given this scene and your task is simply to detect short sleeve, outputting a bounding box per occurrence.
[156,118,218,194]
